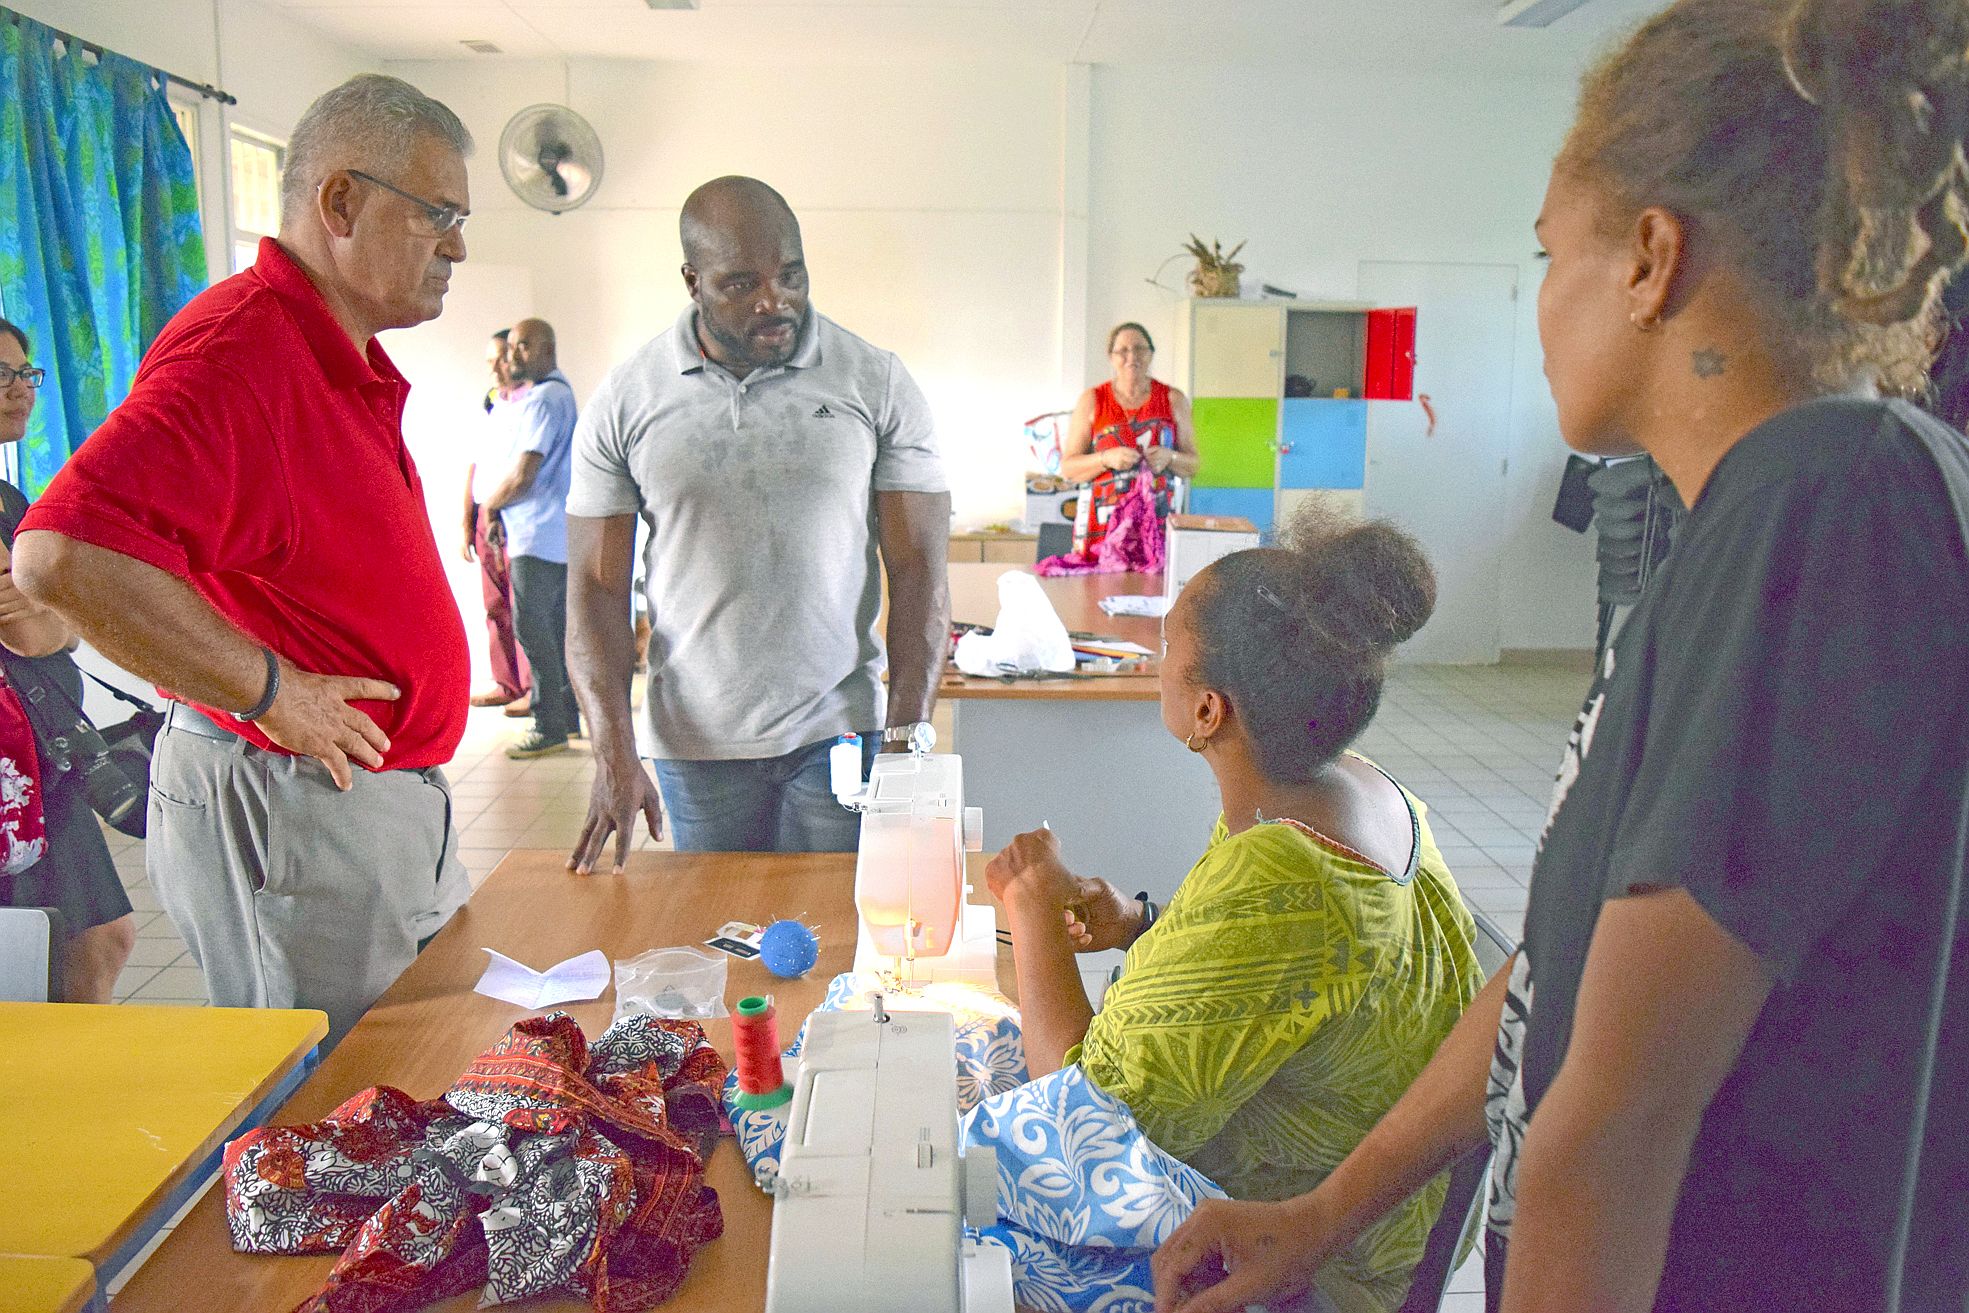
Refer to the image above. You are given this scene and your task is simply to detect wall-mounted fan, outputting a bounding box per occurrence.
[498,104,603,214]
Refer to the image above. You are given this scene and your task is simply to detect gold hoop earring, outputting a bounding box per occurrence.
[1185,732,1204,753]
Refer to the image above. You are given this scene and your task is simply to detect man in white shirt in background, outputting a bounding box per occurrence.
[482,317,578,759]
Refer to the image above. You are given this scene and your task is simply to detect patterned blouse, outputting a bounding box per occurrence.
[1073,774,1483,1313]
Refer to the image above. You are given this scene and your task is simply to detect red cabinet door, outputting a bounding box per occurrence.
[1365,306,1418,401]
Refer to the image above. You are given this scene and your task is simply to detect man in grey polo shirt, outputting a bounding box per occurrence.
[564,175,950,866]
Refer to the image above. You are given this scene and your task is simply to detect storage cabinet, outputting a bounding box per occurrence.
[949,532,1037,564]
[1190,397,1279,488]
[1166,298,1417,533]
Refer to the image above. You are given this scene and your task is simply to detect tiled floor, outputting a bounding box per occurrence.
[101,661,1589,1306]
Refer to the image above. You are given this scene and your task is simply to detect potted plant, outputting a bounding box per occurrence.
[1184,235,1246,298]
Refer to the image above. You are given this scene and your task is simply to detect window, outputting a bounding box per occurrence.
[169,98,205,219]
[229,129,284,272]
[171,101,200,177]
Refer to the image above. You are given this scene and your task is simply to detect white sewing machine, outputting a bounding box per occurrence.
[836,748,998,989]
[762,1001,1014,1313]
[761,747,1013,1311]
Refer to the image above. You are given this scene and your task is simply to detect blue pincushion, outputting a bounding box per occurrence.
[758,919,820,978]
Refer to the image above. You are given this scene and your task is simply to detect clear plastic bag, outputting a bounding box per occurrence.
[612,946,728,1022]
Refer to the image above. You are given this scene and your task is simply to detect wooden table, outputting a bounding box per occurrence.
[0,1258,95,1313]
[940,563,1215,906]
[0,1002,325,1289]
[941,561,1163,701]
[112,850,869,1313]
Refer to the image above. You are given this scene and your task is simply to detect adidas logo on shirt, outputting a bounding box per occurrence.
[813,405,835,419]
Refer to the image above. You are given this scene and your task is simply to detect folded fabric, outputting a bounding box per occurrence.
[723,973,1223,1313]
[226,1012,728,1313]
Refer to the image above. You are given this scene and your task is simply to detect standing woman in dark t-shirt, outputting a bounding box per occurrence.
[0,316,135,1002]
[1152,3,1969,1312]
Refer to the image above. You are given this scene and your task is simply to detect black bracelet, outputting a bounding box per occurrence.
[1134,891,1159,938]
[237,646,281,721]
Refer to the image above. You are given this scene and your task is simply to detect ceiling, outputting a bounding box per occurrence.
[256,0,1671,71]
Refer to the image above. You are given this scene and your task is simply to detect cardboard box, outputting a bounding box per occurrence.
[1020,478,1082,537]
[1165,513,1261,600]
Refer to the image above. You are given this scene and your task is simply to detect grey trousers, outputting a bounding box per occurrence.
[147,707,470,1044]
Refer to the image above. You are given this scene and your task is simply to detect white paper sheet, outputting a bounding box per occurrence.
[475,948,612,1008]
[1099,594,1172,618]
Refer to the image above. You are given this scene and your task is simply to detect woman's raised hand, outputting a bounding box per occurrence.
[985,827,1078,911]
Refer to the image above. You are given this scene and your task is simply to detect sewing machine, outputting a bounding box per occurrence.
[762,1001,1014,1313]
[836,748,997,989]
[761,748,1011,1310]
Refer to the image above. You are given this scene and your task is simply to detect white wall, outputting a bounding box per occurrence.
[1085,65,1598,650]
[382,56,1071,540]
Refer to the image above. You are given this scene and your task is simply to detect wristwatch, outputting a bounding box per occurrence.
[881,721,936,754]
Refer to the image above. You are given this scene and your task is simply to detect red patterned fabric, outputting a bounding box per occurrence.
[224,1013,728,1313]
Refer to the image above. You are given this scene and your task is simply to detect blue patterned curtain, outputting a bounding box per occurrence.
[0,13,206,494]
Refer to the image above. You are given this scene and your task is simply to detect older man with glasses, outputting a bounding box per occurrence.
[13,74,476,1044]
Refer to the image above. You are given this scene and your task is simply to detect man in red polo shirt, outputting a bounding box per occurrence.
[14,75,474,1043]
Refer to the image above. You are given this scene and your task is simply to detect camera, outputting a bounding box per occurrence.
[8,667,158,839]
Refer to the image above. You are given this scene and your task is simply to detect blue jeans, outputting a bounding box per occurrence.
[650,735,878,853]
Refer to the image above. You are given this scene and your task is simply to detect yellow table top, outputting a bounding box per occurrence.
[0,1003,326,1266]
[0,1257,95,1313]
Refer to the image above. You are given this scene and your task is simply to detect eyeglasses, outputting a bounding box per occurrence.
[348,170,467,236]
[0,365,45,389]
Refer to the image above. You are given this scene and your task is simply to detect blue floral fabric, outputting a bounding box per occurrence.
[723,973,1226,1313]
[0,16,205,494]
[964,1065,1227,1312]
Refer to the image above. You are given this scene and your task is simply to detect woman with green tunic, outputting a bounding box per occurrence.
[986,507,1484,1313]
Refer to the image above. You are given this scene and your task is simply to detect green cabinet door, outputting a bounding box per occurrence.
[1191,397,1278,489]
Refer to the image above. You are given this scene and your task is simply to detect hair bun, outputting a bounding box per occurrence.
[1280,504,1436,654]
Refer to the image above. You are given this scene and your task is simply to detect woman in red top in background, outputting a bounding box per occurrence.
[1060,322,1201,553]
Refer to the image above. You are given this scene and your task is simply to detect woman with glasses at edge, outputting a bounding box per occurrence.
[0,316,136,1002]
[1059,322,1202,554]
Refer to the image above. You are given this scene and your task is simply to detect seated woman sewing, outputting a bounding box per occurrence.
[984,508,1483,1313]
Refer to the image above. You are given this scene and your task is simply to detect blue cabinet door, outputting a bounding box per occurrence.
[1187,486,1275,532]
[1277,399,1368,489]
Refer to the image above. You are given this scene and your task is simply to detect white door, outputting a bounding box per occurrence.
[1357,261,1519,664]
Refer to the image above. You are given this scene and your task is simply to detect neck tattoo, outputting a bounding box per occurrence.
[1692,348,1727,379]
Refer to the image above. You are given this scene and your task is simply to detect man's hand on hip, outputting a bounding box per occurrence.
[256,664,400,792]
[571,747,664,874]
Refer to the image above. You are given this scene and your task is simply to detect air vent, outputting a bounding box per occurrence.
[460,38,503,54]
[643,0,700,9]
